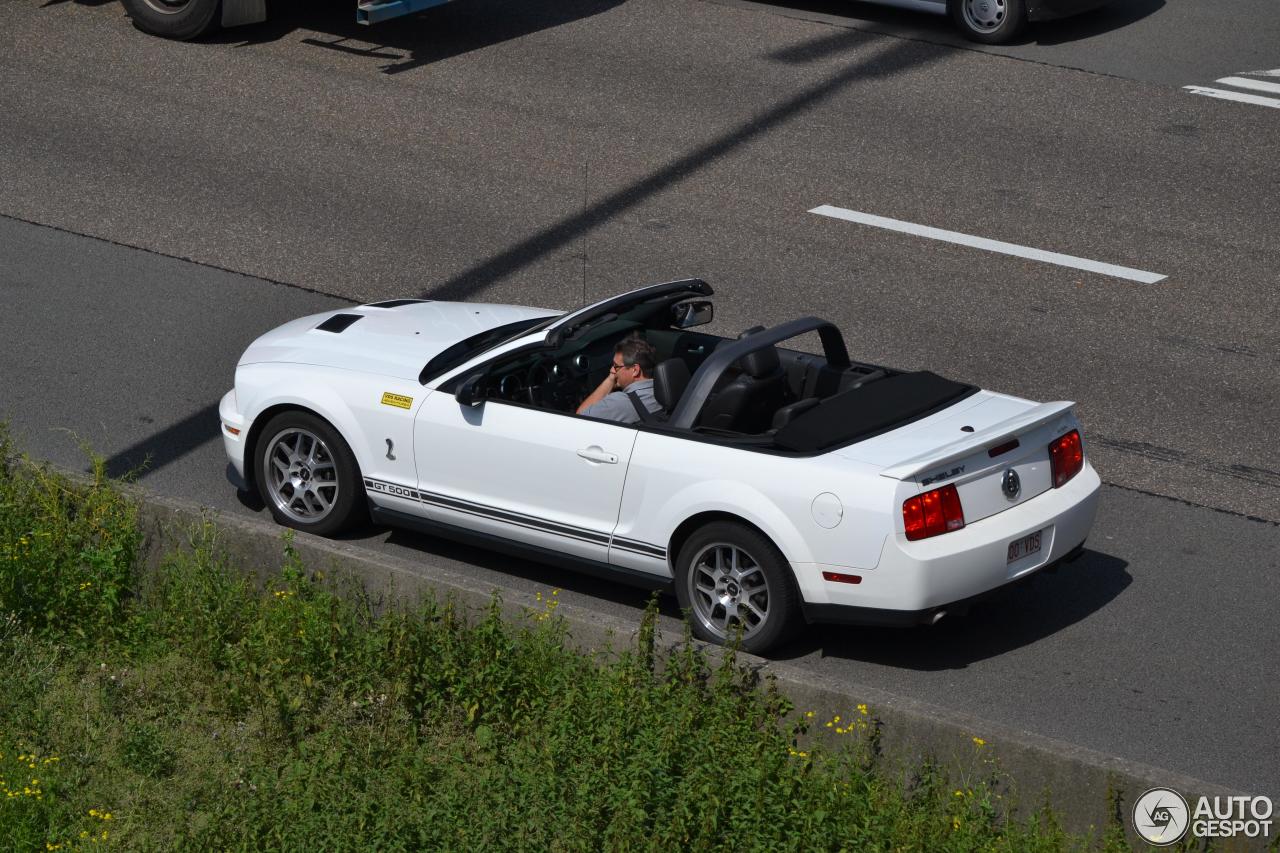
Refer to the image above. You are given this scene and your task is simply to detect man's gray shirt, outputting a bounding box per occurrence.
[582,379,662,423]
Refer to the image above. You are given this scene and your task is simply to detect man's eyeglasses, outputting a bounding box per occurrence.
[611,360,635,373]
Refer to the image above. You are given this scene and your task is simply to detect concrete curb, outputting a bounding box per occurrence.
[133,489,1250,846]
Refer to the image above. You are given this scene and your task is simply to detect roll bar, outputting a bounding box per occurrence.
[668,316,851,430]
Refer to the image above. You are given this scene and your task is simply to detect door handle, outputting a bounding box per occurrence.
[577,446,618,464]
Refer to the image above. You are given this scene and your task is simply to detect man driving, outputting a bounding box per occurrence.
[576,338,664,423]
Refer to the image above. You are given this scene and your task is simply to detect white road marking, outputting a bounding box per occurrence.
[1249,69,1280,77]
[1183,85,1280,109]
[1216,76,1280,95]
[809,205,1166,284]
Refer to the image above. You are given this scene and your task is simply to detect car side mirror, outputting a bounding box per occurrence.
[673,300,713,329]
[454,372,487,407]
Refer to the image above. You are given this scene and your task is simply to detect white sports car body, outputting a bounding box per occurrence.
[220,280,1100,651]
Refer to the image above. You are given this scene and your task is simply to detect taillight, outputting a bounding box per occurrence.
[903,484,965,541]
[1049,430,1084,488]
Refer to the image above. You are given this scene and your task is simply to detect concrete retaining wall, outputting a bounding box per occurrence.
[134,491,1251,848]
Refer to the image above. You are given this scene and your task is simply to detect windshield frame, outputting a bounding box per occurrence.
[417,315,562,385]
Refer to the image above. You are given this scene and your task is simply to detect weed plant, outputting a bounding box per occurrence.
[0,428,1134,851]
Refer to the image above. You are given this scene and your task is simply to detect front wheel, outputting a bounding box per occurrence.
[950,0,1027,44]
[674,521,800,654]
[256,412,366,537]
[121,0,220,40]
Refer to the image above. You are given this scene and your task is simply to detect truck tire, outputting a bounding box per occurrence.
[121,0,221,40]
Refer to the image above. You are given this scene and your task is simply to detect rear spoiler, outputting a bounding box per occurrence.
[879,401,1076,481]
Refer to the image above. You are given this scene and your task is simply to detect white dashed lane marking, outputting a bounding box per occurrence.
[1184,70,1280,110]
[809,205,1166,284]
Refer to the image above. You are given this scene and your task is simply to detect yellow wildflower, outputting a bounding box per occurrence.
[972,736,986,747]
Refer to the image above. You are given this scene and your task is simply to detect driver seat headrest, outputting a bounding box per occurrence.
[653,359,691,413]
[739,345,781,378]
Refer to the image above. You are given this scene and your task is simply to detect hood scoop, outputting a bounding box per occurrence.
[315,313,363,333]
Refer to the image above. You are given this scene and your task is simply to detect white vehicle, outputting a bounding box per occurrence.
[220,279,1100,652]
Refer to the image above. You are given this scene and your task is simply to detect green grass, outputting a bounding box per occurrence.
[0,426,1134,851]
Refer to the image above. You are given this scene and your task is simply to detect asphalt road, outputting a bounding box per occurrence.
[2,0,1278,796]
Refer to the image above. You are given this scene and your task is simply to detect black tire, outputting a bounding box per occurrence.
[949,0,1026,44]
[674,521,800,654]
[255,411,366,537]
[121,0,221,41]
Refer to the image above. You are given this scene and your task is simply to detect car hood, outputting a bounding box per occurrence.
[237,300,560,382]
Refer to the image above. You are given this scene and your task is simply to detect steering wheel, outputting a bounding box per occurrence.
[525,357,564,407]
[497,373,525,401]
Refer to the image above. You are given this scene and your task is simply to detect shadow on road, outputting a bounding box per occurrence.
[207,0,628,74]
[776,548,1131,667]
[375,524,684,621]
[725,0,1164,47]
[1029,0,1165,46]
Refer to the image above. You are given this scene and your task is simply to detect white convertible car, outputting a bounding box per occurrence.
[220,280,1100,652]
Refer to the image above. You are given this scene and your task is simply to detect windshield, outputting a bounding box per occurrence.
[418,315,561,385]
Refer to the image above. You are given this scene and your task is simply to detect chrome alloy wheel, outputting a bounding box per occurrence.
[263,428,340,525]
[961,0,1007,32]
[687,542,772,641]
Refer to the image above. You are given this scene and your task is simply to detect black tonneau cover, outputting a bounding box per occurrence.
[773,371,977,453]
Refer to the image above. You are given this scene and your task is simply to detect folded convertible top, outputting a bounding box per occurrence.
[773,371,977,453]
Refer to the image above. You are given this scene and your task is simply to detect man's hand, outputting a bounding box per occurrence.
[576,371,618,414]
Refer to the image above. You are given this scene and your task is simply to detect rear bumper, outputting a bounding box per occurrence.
[802,542,1086,626]
[1026,0,1108,22]
[796,462,1101,624]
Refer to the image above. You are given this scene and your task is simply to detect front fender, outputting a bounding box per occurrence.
[237,365,375,480]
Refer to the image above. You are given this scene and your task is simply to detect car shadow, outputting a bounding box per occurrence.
[341,523,687,622]
[769,548,1131,668]
[739,0,1164,49]
[203,0,629,74]
[337,518,1128,670]
[1027,0,1165,46]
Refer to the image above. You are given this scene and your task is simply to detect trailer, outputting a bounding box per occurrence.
[121,0,451,40]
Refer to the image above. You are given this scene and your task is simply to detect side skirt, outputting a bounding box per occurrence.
[369,505,673,592]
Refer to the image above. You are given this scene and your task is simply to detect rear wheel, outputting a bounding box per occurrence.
[950,0,1027,44]
[256,412,366,537]
[121,0,220,40]
[674,521,799,654]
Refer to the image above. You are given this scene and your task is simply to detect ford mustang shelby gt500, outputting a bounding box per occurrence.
[220,279,1100,652]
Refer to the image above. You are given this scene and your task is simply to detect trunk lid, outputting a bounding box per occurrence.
[837,392,1081,524]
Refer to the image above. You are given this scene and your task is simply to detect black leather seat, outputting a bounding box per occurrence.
[697,345,788,434]
[653,358,691,417]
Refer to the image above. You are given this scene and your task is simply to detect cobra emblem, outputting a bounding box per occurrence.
[1002,468,1021,500]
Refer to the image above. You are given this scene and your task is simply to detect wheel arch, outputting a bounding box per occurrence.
[244,403,334,493]
[668,511,794,579]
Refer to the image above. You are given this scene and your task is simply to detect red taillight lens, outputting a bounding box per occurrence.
[903,484,965,541]
[1049,429,1084,488]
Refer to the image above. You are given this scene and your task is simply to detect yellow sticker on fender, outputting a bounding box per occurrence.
[381,392,413,410]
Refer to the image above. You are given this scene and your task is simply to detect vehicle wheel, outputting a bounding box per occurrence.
[949,0,1026,44]
[256,412,366,537]
[120,0,220,40]
[674,521,799,654]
